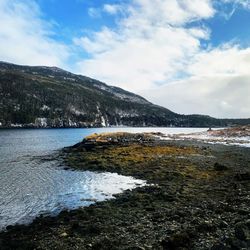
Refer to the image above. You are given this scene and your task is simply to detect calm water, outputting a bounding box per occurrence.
[0,127,207,230]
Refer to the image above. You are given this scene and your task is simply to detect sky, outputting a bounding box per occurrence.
[0,0,250,118]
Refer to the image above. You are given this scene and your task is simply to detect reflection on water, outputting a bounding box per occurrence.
[0,127,206,230]
[0,158,144,230]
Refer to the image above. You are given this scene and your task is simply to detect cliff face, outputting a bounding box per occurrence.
[0,61,249,128]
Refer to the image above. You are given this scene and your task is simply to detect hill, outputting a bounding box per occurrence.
[0,61,249,128]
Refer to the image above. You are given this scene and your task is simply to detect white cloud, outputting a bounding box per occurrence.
[140,75,250,118]
[88,7,101,18]
[103,4,122,15]
[73,27,120,54]
[187,45,250,77]
[76,25,209,91]
[0,0,69,67]
[129,0,214,26]
[74,0,250,118]
[140,43,250,118]
[75,0,213,91]
[222,0,250,9]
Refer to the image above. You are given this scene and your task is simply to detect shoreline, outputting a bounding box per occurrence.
[0,126,222,130]
[0,132,250,249]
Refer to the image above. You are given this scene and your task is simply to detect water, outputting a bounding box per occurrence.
[0,127,207,230]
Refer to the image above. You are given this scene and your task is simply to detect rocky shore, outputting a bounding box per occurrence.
[207,125,250,139]
[0,132,250,249]
[167,125,250,147]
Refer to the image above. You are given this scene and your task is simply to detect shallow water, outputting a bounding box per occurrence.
[0,127,207,230]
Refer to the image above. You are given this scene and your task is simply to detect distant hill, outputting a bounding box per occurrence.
[0,61,249,128]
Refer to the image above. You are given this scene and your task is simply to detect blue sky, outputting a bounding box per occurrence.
[36,0,250,48]
[208,3,250,47]
[0,0,250,118]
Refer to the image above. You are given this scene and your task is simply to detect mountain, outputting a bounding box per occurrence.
[0,61,249,128]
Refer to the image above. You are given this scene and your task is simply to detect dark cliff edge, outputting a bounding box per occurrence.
[0,61,249,128]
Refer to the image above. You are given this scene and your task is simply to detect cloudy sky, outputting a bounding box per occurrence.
[0,0,250,118]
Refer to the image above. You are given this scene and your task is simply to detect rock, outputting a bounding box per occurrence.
[60,232,68,237]
[235,222,250,241]
[237,209,249,215]
[211,243,228,250]
[246,219,250,227]
[5,225,14,231]
[235,172,250,181]
[227,238,248,249]
[126,247,145,250]
[214,162,228,171]
[219,220,229,228]
[161,232,191,249]
[197,220,216,232]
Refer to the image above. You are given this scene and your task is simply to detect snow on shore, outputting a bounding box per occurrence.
[162,126,250,148]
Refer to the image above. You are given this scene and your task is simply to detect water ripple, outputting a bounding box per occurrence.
[0,129,147,230]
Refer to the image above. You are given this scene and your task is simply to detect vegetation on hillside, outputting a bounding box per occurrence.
[0,62,249,128]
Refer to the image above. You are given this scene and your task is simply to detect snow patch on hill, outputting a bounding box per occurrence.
[93,83,149,104]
